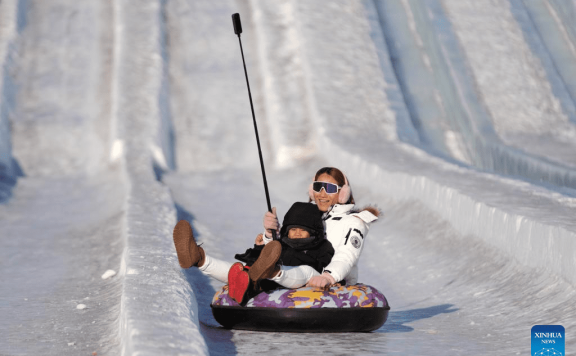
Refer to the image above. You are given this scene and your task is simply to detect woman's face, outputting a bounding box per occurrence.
[287,227,310,239]
[313,173,340,212]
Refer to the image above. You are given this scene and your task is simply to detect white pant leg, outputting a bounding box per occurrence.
[271,265,320,289]
[198,255,235,283]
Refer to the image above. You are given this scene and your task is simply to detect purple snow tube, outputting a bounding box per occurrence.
[210,283,390,332]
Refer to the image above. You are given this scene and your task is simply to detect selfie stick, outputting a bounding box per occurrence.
[232,13,277,239]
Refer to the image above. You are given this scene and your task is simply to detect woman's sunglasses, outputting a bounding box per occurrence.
[312,181,341,194]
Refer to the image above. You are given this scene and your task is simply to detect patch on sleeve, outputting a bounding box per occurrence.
[350,235,362,249]
[343,228,364,249]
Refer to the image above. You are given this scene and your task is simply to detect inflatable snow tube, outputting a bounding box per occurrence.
[210,283,390,332]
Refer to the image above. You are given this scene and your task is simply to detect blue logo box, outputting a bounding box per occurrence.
[532,325,565,356]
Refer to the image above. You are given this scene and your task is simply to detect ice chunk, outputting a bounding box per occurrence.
[101,270,117,280]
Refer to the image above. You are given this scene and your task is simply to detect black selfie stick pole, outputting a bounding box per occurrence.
[232,13,277,239]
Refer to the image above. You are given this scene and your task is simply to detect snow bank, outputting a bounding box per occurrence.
[292,0,576,286]
[0,0,25,201]
[326,143,576,286]
[111,1,207,354]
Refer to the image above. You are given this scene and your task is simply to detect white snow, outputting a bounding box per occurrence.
[443,0,576,169]
[444,0,568,134]
[1,0,576,355]
[101,270,117,280]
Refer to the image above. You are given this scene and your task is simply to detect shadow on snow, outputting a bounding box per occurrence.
[175,202,238,355]
[376,304,458,333]
[0,158,24,204]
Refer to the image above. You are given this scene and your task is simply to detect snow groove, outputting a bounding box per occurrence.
[249,0,316,168]
[372,0,576,192]
[520,0,576,121]
[110,1,208,354]
[441,0,576,170]
[165,0,261,172]
[290,0,399,147]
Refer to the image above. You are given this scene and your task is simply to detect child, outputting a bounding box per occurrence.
[235,201,334,273]
[172,202,334,304]
[229,202,335,304]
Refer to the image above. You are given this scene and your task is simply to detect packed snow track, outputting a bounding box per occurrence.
[1,0,575,355]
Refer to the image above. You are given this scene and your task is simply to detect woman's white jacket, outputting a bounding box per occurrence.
[320,204,378,284]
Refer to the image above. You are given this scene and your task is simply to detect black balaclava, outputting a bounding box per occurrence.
[280,202,325,249]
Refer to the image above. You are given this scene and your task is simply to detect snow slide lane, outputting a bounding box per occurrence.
[1,0,209,354]
[1,1,125,355]
[165,166,576,354]
[162,0,576,354]
[442,0,576,179]
[372,0,576,192]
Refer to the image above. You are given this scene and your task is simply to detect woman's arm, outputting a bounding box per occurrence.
[308,217,368,287]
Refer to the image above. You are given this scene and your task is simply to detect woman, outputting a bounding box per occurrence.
[173,166,379,290]
[262,167,380,289]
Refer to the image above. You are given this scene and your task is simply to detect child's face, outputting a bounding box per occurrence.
[288,227,310,239]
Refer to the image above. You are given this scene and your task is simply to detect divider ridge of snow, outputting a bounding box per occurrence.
[111,1,208,354]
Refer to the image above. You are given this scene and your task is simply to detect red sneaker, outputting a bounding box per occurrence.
[227,262,250,304]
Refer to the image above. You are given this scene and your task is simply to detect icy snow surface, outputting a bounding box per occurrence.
[1,0,576,355]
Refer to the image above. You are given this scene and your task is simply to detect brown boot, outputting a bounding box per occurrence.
[173,220,206,268]
[248,240,281,283]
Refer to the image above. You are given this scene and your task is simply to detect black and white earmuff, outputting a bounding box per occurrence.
[308,174,351,204]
